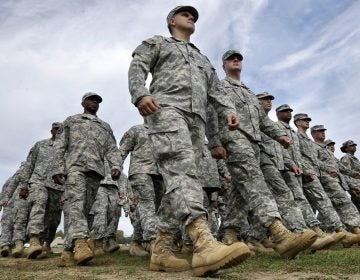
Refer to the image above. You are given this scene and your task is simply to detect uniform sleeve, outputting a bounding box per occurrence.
[51,118,69,176]
[128,37,162,106]
[104,128,121,172]
[118,128,136,167]
[206,104,222,150]
[20,143,39,183]
[216,159,231,178]
[259,107,287,141]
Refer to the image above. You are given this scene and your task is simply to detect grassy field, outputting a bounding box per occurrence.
[0,247,360,280]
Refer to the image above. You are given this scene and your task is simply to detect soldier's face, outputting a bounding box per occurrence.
[277,110,292,122]
[171,11,195,33]
[224,55,242,72]
[348,145,357,153]
[298,119,310,129]
[82,96,100,113]
[259,98,272,112]
[327,144,335,153]
[312,130,326,141]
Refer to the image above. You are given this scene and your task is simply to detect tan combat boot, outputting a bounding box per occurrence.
[129,241,149,256]
[337,228,360,248]
[105,238,120,253]
[27,235,43,259]
[0,245,11,257]
[60,249,74,267]
[222,228,238,245]
[181,243,194,254]
[88,239,105,256]
[261,237,276,249]
[74,238,94,265]
[12,240,24,258]
[150,231,191,272]
[269,219,316,259]
[310,227,337,252]
[246,238,273,254]
[186,216,251,277]
[38,242,53,259]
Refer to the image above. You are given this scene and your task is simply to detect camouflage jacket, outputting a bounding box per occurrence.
[128,36,235,122]
[100,159,119,189]
[198,146,221,190]
[21,138,64,191]
[296,131,322,176]
[118,124,158,176]
[52,113,121,178]
[259,131,296,171]
[340,153,360,189]
[1,163,27,202]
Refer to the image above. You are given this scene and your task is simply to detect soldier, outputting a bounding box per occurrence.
[276,106,337,251]
[294,114,359,247]
[118,123,165,255]
[340,140,360,212]
[128,5,249,276]
[311,125,360,244]
[256,93,316,241]
[19,122,64,259]
[88,161,123,256]
[208,50,316,260]
[52,92,121,265]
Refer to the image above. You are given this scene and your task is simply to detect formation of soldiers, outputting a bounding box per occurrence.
[1,5,360,278]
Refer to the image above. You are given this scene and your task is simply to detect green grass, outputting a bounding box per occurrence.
[0,248,360,279]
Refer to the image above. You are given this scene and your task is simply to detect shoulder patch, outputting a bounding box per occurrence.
[142,35,164,45]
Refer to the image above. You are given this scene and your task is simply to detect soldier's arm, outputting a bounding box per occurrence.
[206,103,222,150]
[19,143,39,183]
[118,128,136,167]
[259,112,288,145]
[104,128,122,178]
[51,118,69,177]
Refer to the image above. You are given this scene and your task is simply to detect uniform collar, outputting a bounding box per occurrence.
[167,37,200,51]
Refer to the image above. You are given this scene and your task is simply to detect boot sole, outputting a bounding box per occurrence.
[12,251,24,258]
[75,255,94,265]
[279,232,317,260]
[0,251,10,257]
[27,248,43,259]
[149,262,191,272]
[193,243,251,277]
[107,246,120,253]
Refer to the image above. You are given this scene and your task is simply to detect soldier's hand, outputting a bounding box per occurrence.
[292,166,303,177]
[211,146,228,159]
[329,171,338,177]
[137,96,161,116]
[53,174,65,185]
[226,113,239,130]
[278,136,292,148]
[1,200,8,207]
[19,187,29,199]
[354,173,360,180]
[111,169,121,180]
[306,174,316,182]
[353,187,360,194]
[118,191,125,200]
[124,211,129,217]
[225,175,232,183]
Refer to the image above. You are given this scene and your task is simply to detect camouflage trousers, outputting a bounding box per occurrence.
[27,184,62,242]
[0,200,14,247]
[261,164,307,233]
[350,192,360,213]
[131,210,144,242]
[64,171,101,247]
[12,192,30,242]
[282,171,320,228]
[89,185,121,240]
[129,173,164,241]
[319,175,360,230]
[302,176,343,231]
[146,107,206,233]
[223,137,280,236]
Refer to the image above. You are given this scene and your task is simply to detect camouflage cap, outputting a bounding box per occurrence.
[276,104,293,112]
[222,50,243,62]
[340,140,357,153]
[166,6,199,24]
[82,92,102,103]
[256,92,274,100]
[324,139,335,146]
[52,122,62,129]
[293,113,312,122]
[310,125,326,132]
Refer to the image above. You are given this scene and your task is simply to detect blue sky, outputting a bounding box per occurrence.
[0,0,359,235]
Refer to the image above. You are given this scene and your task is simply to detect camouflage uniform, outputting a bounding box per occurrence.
[128,36,235,232]
[340,150,360,212]
[119,124,164,241]
[277,120,320,228]
[259,131,308,232]
[52,113,121,247]
[12,188,30,243]
[89,162,123,240]
[211,77,283,239]
[313,141,360,230]
[21,138,64,242]
[296,131,343,231]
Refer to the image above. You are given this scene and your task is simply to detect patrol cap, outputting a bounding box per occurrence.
[340,140,357,153]
[82,92,102,103]
[293,113,312,123]
[52,122,62,129]
[222,50,243,62]
[256,92,274,100]
[310,125,326,132]
[324,139,335,146]
[276,104,293,112]
[167,6,199,24]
